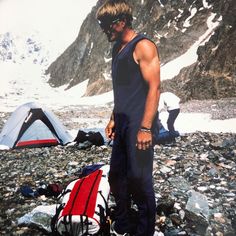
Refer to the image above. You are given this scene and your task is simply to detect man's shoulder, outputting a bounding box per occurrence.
[136,34,155,44]
[134,36,158,59]
[135,34,157,52]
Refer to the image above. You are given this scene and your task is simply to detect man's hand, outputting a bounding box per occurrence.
[136,130,152,150]
[105,119,115,140]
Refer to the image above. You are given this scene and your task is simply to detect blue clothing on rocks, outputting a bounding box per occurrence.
[109,34,158,235]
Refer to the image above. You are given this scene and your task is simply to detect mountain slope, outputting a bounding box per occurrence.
[46,0,236,100]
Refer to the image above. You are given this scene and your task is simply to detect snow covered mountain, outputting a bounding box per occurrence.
[0,0,235,135]
[47,0,236,100]
[0,32,49,65]
[0,0,235,113]
[0,0,100,112]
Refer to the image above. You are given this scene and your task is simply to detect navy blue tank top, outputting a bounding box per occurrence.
[112,34,158,129]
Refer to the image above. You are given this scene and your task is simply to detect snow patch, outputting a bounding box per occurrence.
[103,72,112,80]
[88,42,94,56]
[183,7,197,28]
[104,57,112,63]
[158,0,164,8]
[160,112,236,134]
[161,13,222,81]
[202,0,212,9]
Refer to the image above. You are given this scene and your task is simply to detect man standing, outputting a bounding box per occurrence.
[96,1,160,235]
[158,92,180,136]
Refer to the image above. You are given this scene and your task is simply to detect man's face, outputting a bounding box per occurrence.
[98,18,124,42]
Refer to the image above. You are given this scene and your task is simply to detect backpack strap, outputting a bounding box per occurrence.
[51,188,72,235]
[51,203,65,235]
[94,190,111,236]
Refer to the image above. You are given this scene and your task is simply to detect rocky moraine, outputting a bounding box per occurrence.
[0,98,236,236]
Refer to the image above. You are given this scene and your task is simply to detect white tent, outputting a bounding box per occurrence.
[0,102,73,149]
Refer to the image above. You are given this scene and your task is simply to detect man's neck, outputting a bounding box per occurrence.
[120,28,136,46]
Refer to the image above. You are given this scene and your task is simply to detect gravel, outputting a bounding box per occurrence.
[0,97,235,236]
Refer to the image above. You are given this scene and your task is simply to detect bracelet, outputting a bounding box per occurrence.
[139,127,152,133]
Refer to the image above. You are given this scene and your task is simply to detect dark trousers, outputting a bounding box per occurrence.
[167,108,180,132]
[109,124,156,236]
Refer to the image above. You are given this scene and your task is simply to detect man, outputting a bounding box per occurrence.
[96,1,160,235]
[158,92,180,137]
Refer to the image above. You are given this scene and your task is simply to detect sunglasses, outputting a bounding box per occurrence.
[98,18,121,31]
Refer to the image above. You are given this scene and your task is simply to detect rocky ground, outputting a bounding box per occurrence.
[0,98,236,236]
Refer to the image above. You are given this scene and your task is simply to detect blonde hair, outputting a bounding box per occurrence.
[96,0,133,27]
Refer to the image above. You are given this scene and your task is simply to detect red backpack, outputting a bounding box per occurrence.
[51,165,110,236]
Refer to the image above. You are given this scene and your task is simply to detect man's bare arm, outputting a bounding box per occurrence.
[135,39,160,129]
[134,39,160,149]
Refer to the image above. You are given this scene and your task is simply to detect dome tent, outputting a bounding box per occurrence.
[0,102,73,149]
